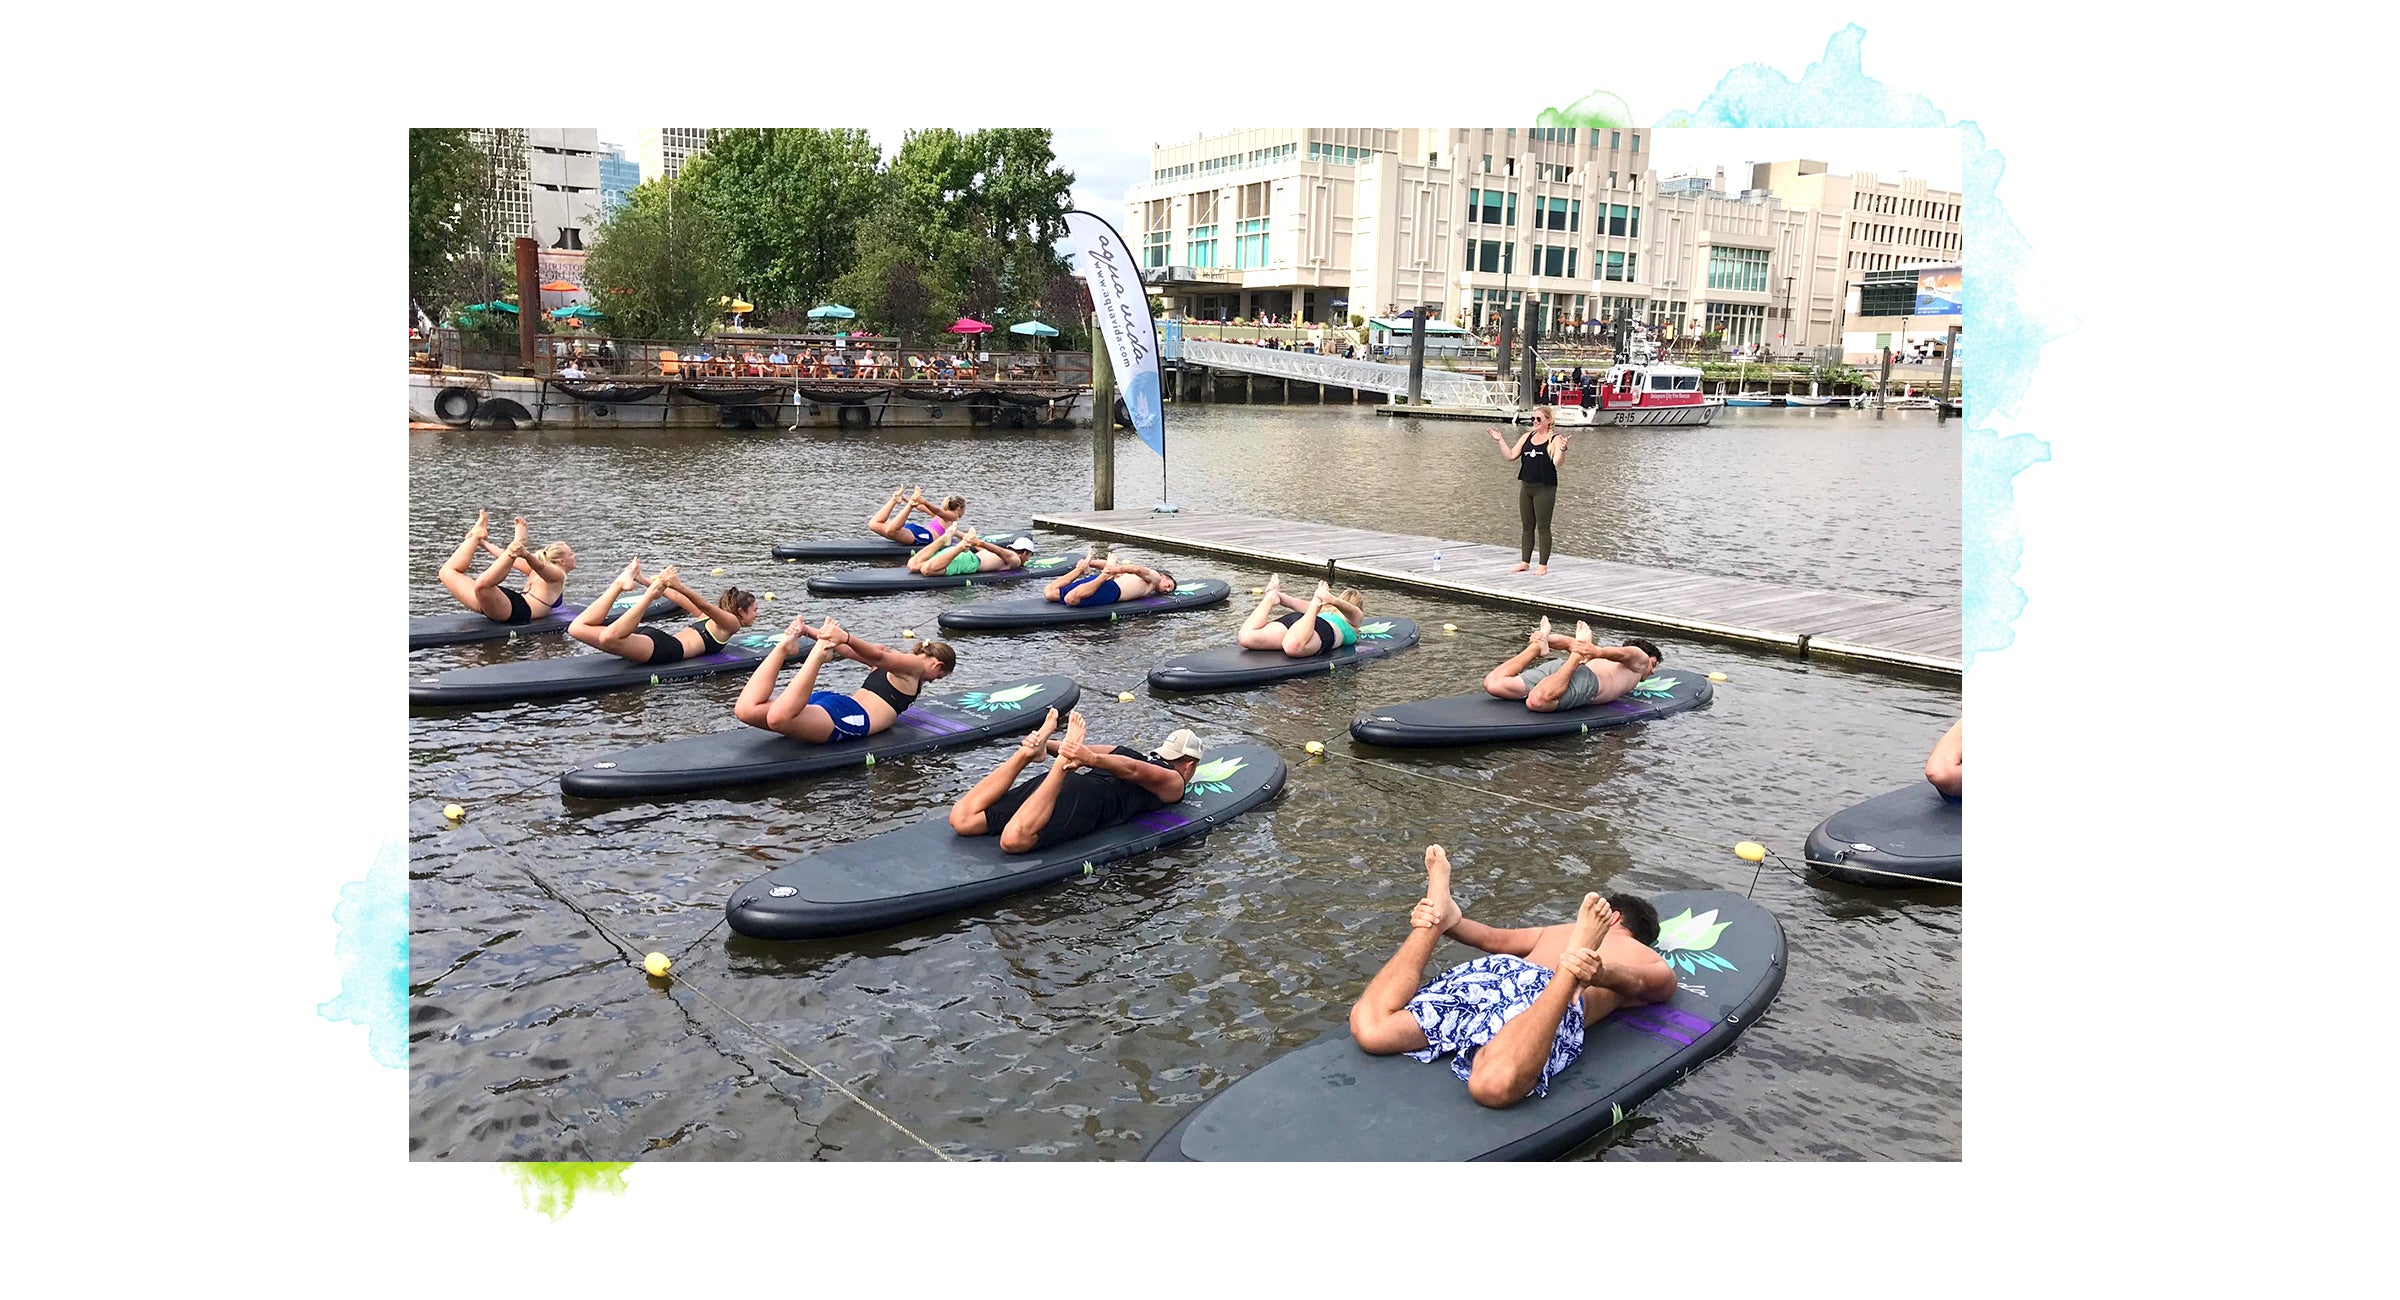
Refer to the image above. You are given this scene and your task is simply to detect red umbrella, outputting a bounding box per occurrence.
[949,318,994,334]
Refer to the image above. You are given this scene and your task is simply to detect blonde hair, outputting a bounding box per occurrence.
[1531,405,1555,428]
[534,542,573,565]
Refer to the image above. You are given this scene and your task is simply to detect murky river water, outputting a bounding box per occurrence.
[408,403,1961,1161]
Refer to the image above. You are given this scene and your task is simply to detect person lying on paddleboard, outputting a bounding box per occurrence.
[1236,575,1369,658]
[569,560,757,665]
[946,710,1199,854]
[438,509,578,624]
[1480,618,1660,712]
[1925,719,1962,801]
[1347,845,1675,1108]
[906,526,1038,577]
[1042,547,1179,606]
[733,613,956,742]
[866,485,967,546]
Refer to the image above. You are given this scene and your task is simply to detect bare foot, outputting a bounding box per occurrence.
[1557,892,1617,984]
[1264,573,1282,597]
[617,558,641,586]
[1511,562,1530,573]
[469,509,489,541]
[818,616,845,646]
[1053,710,1089,768]
[1418,845,1462,933]
[1313,579,1333,605]
[657,564,679,587]
[510,516,529,549]
[1534,564,1548,576]
[1016,707,1062,758]
[1575,621,1594,645]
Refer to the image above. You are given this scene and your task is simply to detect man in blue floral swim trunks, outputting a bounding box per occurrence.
[1347,845,1677,1108]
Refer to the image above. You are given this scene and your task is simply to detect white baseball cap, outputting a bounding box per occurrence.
[1153,729,1205,761]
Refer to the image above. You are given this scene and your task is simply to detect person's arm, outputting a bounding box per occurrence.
[1593,945,1677,1005]
[1445,916,1542,958]
[661,574,732,626]
[1063,744,1187,802]
[518,548,568,585]
[1926,720,1963,797]
[1104,562,1163,585]
[1489,427,1533,460]
[1548,431,1571,469]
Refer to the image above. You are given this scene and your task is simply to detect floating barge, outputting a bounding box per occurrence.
[408,368,1094,431]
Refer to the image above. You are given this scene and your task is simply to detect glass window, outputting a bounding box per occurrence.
[1605,250,1627,281]
[1630,133,1640,152]
[1235,218,1271,269]
[1143,229,1170,268]
[1506,192,1517,225]
[1569,199,1581,232]
[1187,225,1216,269]
[1546,196,1568,230]
[1610,131,1620,149]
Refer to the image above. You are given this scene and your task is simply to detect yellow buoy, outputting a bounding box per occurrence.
[1117,691,1135,702]
[711,567,724,576]
[1305,740,1325,755]
[902,629,917,638]
[1708,671,1727,682]
[1734,841,1766,863]
[763,592,775,600]
[643,952,672,978]
[1251,587,1263,594]
[441,803,464,822]
[1443,623,1457,633]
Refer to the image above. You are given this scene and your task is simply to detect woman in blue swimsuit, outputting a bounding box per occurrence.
[569,559,757,665]
[437,509,578,624]
[734,613,958,743]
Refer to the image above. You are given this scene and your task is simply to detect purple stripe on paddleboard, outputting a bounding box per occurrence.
[1611,1010,1696,1046]
[1133,809,1191,831]
[902,710,973,735]
[1649,1004,1713,1034]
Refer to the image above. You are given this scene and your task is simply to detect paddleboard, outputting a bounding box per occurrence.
[724,742,1284,939]
[806,551,1078,595]
[769,525,1037,562]
[1146,890,1783,1161]
[1149,617,1422,692]
[409,629,801,707]
[1350,670,1712,747]
[936,579,1232,632]
[1804,784,1962,887]
[560,676,1082,797]
[409,593,663,651]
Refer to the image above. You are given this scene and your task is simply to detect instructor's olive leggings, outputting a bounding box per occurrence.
[1518,482,1557,564]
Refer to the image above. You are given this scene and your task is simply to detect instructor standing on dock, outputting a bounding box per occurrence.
[1490,407,1568,576]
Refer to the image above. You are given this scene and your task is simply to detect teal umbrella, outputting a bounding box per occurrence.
[468,300,520,314]
[807,304,856,320]
[551,304,609,320]
[1008,320,1059,337]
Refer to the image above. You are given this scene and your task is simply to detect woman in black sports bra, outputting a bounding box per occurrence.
[1488,407,1572,575]
[570,560,757,665]
[438,509,579,623]
[734,613,958,743]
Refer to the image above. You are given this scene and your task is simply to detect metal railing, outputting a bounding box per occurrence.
[1179,339,1494,403]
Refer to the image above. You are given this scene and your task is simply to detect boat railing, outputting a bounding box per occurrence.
[416,328,1093,388]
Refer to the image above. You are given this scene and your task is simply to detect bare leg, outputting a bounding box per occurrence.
[1043,548,1098,602]
[1463,893,1611,1109]
[997,710,1086,853]
[1280,581,1331,656]
[759,633,839,740]
[1235,574,1289,649]
[866,486,909,540]
[913,530,976,575]
[1525,637,1602,713]
[1481,618,1551,698]
[734,614,815,729]
[569,560,643,651]
[439,512,512,617]
[947,708,1061,835]
[1349,846,1460,1054]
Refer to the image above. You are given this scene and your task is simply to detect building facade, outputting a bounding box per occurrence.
[1126,126,1656,340]
[598,144,639,216]
[1123,138,1964,362]
[637,128,717,183]
[1748,160,1964,360]
[469,128,605,252]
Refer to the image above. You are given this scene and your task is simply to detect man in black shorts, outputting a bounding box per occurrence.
[946,709,1201,854]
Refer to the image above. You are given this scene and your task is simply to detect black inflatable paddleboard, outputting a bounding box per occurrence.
[1145,890,1783,1161]
[805,552,1078,595]
[408,593,660,651]
[1148,617,1422,692]
[770,525,1037,562]
[936,579,1232,632]
[560,675,1082,798]
[408,629,800,707]
[1350,670,1713,748]
[725,742,1284,939]
[1805,784,1962,887]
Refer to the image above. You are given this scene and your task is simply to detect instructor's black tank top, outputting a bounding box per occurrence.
[1516,434,1558,486]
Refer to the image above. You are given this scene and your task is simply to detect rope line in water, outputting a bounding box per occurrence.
[500,851,954,1161]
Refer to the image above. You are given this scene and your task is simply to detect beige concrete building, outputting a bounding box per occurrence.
[469,128,605,252]
[1127,126,1655,336]
[1125,138,1964,361]
[638,128,717,182]
[1748,160,1963,359]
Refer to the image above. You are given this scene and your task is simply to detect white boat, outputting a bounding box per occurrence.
[1595,363,1719,426]
[1783,380,1834,407]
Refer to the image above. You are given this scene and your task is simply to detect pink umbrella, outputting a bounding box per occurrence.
[949,318,994,334]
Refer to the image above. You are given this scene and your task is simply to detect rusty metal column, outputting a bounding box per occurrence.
[1407,306,1428,404]
[514,237,540,375]
[1938,324,1960,423]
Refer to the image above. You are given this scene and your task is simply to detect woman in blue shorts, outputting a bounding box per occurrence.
[733,612,957,743]
[866,485,967,546]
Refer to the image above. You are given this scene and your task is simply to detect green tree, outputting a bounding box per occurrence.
[827,128,1077,338]
[583,177,731,339]
[409,128,492,319]
[679,128,883,318]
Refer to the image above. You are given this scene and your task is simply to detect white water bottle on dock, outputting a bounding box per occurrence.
[1431,546,1443,572]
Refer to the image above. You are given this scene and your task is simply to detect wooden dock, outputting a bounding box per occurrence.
[1029,508,1960,676]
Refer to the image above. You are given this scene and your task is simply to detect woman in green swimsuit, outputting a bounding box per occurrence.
[1236,576,1369,657]
[906,527,1035,576]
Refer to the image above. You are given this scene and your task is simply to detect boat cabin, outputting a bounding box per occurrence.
[1603,363,1705,404]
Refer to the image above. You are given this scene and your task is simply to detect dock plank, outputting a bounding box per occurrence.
[1030,509,1957,674]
